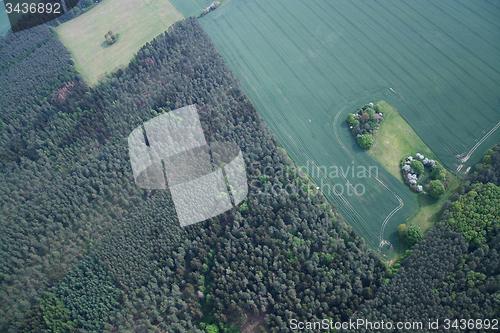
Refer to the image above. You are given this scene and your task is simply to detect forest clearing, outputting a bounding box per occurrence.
[55,0,183,85]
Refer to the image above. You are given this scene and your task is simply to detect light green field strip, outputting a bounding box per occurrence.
[0,1,10,37]
[55,0,183,86]
[199,0,500,254]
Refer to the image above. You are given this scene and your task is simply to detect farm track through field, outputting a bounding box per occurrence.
[397,1,500,96]
[310,0,458,158]
[353,0,495,134]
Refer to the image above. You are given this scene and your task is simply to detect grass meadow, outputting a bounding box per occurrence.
[369,100,460,233]
[55,0,183,86]
[198,0,500,255]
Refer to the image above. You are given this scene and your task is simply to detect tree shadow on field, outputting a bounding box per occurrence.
[340,120,366,153]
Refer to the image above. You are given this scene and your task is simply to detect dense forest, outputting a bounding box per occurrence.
[0,19,387,332]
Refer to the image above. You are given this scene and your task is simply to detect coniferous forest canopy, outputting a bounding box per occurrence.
[0,15,499,333]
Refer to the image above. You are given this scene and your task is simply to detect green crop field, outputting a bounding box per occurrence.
[193,0,500,255]
[55,0,183,86]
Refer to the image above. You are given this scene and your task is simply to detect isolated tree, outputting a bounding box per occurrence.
[201,8,208,15]
[357,134,375,149]
[398,224,408,240]
[213,1,220,8]
[429,180,445,198]
[406,226,423,247]
[361,112,370,122]
[410,160,424,175]
[346,113,355,125]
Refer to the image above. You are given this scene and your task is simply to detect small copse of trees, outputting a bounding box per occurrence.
[200,1,220,16]
[401,153,447,197]
[104,30,118,45]
[346,102,383,149]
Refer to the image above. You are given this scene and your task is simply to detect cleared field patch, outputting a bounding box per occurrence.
[55,0,183,86]
[368,100,439,183]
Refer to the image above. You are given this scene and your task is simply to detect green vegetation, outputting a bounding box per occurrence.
[104,30,118,45]
[446,183,500,245]
[357,133,375,149]
[39,292,77,333]
[57,257,123,332]
[405,225,423,247]
[346,103,384,149]
[410,160,424,175]
[397,224,423,247]
[55,0,183,86]
[429,179,445,198]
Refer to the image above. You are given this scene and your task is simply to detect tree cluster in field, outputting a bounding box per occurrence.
[401,154,446,197]
[346,103,383,149]
[200,1,220,17]
[104,31,118,45]
[0,18,387,332]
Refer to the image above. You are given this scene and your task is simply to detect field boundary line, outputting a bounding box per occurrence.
[461,119,500,163]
